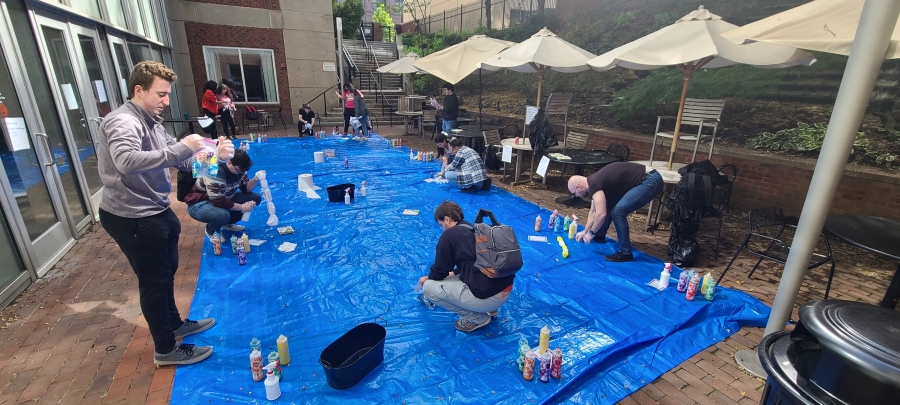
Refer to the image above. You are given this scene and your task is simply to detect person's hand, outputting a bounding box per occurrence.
[180,134,205,152]
[253,170,266,180]
[576,230,587,242]
[434,172,444,179]
[216,136,234,161]
[240,201,256,212]
[416,276,428,291]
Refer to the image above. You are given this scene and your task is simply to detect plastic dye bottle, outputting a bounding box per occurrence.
[523,350,536,381]
[344,189,351,205]
[236,238,246,265]
[211,232,222,256]
[539,325,550,354]
[704,279,717,301]
[548,210,558,230]
[360,181,367,197]
[701,271,714,295]
[676,269,690,292]
[517,338,530,373]
[277,334,291,366]
[551,348,563,379]
[534,215,542,232]
[686,272,701,301]
[230,235,238,254]
[250,349,264,382]
[267,352,282,381]
[241,233,251,253]
[568,218,578,240]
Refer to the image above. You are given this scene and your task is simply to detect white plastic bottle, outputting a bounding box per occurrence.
[344,189,351,205]
[263,362,281,400]
[360,181,367,197]
[658,267,671,290]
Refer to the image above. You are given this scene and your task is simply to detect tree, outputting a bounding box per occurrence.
[333,0,364,39]
[372,4,395,41]
[484,0,492,30]
[399,0,430,32]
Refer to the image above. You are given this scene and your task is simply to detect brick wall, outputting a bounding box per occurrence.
[189,0,280,10]
[183,21,291,118]
[480,112,900,219]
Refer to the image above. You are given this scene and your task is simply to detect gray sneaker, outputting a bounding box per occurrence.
[455,317,491,332]
[173,318,216,339]
[222,224,244,232]
[154,344,213,366]
[487,310,498,317]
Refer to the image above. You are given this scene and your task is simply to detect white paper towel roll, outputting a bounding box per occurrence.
[314,151,325,163]
[298,174,314,191]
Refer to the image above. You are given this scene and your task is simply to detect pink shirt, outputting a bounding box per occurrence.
[343,91,355,109]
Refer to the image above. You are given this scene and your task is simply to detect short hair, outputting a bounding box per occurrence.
[230,149,253,172]
[302,104,310,109]
[128,60,176,99]
[449,138,464,148]
[434,201,464,222]
[442,83,454,92]
[202,80,218,95]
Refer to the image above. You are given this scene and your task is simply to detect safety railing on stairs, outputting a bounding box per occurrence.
[303,77,341,132]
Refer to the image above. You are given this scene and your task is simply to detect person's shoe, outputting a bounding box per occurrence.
[174,318,216,339]
[461,186,478,193]
[605,251,634,262]
[153,344,213,366]
[222,224,244,232]
[487,310,498,317]
[455,317,491,332]
[481,177,493,190]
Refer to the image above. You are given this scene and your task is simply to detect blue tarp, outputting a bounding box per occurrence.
[172,136,769,404]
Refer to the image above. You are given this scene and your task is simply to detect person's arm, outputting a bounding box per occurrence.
[244,171,263,192]
[445,152,464,172]
[335,91,345,100]
[427,232,456,280]
[578,191,608,243]
[355,89,364,99]
[104,115,195,175]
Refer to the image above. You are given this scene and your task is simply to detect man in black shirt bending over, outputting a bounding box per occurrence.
[430,82,459,133]
[298,104,316,136]
[567,162,664,262]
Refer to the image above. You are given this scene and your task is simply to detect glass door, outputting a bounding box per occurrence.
[107,34,131,102]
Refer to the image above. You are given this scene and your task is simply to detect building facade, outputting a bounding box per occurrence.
[0,0,338,309]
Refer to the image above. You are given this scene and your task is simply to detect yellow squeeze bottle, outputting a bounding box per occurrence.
[539,325,550,354]
[241,233,251,253]
[276,335,290,366]
[568,217,577,239]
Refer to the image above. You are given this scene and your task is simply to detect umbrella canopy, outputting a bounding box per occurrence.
[587,6,816,168]
[478,27,596,107]
[376,52,423,74]
[721,0,900,59]
[412,35,515,84]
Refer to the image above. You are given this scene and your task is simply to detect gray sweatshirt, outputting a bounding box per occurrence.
[96,101,194,218]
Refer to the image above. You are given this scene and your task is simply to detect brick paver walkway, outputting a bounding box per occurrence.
[0,126,896,404]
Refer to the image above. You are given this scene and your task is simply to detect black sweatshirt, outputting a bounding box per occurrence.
[427,220,514,299]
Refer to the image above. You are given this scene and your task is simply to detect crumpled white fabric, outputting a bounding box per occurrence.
[277,242,297,253]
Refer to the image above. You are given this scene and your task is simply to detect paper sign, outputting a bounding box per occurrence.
[528,235,548,242]
[323,62,336,72]
[536,155,551,177]
[93,80,108,103]
[3,117,30,151]
[61,83,79,110]
[502,145,512,163]
[525,106,538,125]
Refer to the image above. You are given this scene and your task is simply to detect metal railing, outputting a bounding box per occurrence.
[303,77,341,131]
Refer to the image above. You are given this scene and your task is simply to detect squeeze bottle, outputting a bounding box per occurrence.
[534,215,542,232]
[568,217,578,240]
[539,325,550,354]
[360,181,367,197]
[263,362,281,400]
[241,233,251,253]
[276,334,291,366]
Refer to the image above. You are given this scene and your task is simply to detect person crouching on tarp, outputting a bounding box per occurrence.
[416,201,513,332]
[184,149,263,240]
[435,138,492,192]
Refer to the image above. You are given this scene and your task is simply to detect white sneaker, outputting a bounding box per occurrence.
[222,224,244,232]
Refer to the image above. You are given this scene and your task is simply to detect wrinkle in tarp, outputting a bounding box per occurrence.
[172,136,769,404]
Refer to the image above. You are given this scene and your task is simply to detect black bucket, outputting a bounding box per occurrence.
[326,184,355,202]
[319,323,385,390]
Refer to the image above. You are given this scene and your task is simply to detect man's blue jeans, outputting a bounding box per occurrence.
[188,192,261,235]
[595,171,664,255]
[442,119,457,133]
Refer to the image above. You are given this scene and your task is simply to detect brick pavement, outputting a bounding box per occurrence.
[0,127,896,404]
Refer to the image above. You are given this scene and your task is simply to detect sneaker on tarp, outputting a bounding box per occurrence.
[455,317,490,332]
[222,224,244,232]
[174,318,216,339]
[461,185,478,193]
[605,251,634,262]
[487,310,498,317]
[154,344,213,366]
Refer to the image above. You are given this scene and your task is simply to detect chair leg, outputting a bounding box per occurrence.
[649,133,659,163]
[823,259,836,299]
[280,117,287,131]
[747,257,766,278]
[714,213,724,260]
[718,235,749,284]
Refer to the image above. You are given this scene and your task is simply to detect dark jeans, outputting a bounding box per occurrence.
[202,108,218,139]
[187,192,261,235]
[343,107,354,133]
[99,208,184,354]
[595,171,664,255]
[220,109,236,138]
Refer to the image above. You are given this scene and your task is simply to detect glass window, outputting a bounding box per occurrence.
[139,0,158,40]
[68,0,102,19]
[127,42,152,65]
[103,0,128,28]
[131,1,146,37]
[203,47,279,103]
[112,43,130,98]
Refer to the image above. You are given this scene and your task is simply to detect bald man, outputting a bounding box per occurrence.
[567,162,664,262]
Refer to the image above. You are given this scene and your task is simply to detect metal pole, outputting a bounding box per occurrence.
[764,0,900,337]
[479,69,483,129]
[502,0,506,29]
[337,18,344,97]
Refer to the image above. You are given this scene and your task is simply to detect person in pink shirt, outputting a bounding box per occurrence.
[335,83,363,135]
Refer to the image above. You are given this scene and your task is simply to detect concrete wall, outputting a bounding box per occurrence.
[165,0,339,127]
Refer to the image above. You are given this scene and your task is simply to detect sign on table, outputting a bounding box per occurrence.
[525,106,538,125]
[536,156,551,177]
[502,145,513,163]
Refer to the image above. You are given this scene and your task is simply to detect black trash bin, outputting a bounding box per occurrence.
[759,300,900,405]
[319,323,386,390]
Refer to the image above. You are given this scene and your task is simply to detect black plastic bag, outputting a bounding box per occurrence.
[527,108,558,155]
[484,147,503,170]
[667,203,704,266]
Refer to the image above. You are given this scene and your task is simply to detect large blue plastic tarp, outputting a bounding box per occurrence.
[172,136,769,404]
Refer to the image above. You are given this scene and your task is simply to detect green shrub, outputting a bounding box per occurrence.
[747,122,869,155]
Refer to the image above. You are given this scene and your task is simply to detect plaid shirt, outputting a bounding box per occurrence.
[447,146,487,187]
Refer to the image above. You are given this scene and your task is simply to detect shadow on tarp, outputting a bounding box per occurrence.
[172,136,769,405]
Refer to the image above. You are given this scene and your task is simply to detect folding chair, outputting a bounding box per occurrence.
[650,98,725,163]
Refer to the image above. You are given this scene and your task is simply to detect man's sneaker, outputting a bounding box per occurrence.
[605,251,634,262]
[174,318,216,339]
[222,224,244,232]
[455,317,490,332]
[461,185,478,193]
[154,344,213,366]
[487,310,498,317]
[481,177,493,190]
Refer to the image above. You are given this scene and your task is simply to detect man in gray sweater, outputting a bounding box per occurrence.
[95,61,233,365]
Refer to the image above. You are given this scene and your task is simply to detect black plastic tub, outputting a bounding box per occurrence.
[319,323,385,390]
[326,184,355,202]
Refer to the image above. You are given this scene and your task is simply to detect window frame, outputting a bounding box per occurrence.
[202,45,280,105]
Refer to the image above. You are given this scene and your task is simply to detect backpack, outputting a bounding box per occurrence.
[244,105,260,121]
[176,170,195,202]
[665,170,717,216]
[460,209,523,279]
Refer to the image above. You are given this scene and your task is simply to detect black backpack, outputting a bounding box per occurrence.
[460,209,523,279]
[244,105,260,121]
[665,170,716,215]
[176,170,195,202]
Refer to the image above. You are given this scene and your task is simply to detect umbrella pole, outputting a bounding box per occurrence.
[536,72,543,108]
[667,74,691,170]
[479,69,483,129]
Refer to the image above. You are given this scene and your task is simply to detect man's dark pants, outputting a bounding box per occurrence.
[99,208,184,354]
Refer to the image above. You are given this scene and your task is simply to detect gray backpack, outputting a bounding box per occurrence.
[461,209,523,278]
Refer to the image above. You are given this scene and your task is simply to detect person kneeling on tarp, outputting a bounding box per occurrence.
[435,138,492,192]
[185,149,263,240]
[416,201,513,332]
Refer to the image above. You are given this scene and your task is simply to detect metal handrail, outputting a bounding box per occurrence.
[304,78,341,131]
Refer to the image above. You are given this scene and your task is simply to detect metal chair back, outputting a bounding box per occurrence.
[565,131,589,150]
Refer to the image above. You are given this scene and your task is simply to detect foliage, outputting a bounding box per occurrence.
[333,0,364,39]
[372,4,395,41]
[399,0,431,29]
[747,122,869,155]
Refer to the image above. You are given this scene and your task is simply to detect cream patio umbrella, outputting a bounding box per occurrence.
[376,52,423,74]
[477,28,596,108]
[587,6,816,169]
[412,35,515,84]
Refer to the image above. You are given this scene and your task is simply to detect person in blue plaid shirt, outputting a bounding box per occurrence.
[436,138,492,192]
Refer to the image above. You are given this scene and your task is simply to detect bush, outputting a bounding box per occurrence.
[747,122,869,155]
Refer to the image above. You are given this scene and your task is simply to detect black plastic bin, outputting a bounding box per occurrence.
[326,184,355,202]
[759,300,900,405]
[319,323,386,390]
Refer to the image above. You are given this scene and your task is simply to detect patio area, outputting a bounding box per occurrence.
[0,125,896,404]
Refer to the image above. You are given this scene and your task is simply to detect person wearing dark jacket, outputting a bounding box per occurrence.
[185,149,262,238]
[416,201,513,332]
